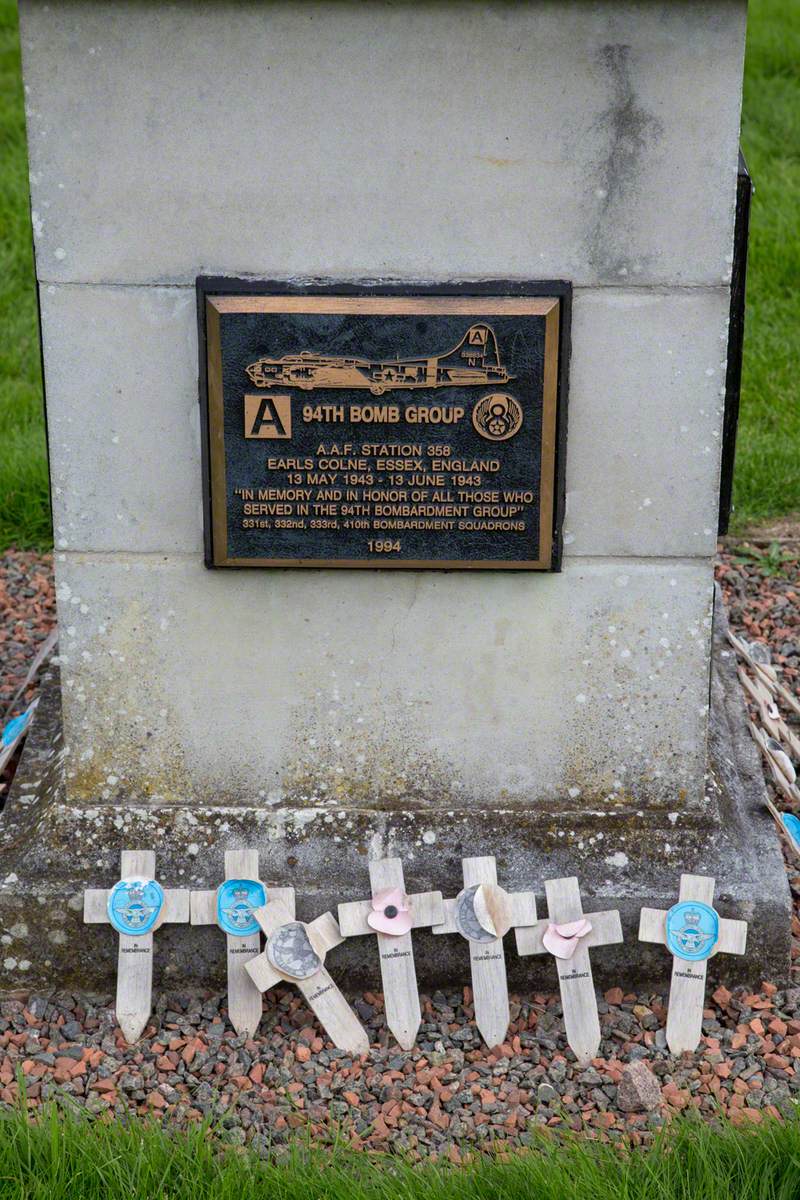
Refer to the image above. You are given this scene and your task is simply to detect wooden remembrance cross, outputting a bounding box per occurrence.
[337,857,444,1049]
[432,855,538,1048]
[515,876,623,1064]
[639,873,747,1053]
[190,848,296,1037]
[83,850,190,1043]
[245,899,369,1055]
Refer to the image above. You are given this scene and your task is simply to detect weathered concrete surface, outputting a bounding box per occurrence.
[565,289,730,559]
[19,1,746,288]
[52,556,714,812]
[0,592,790,991]
[41,286,201,556]
[40,284,729,559]
[22,0,748,821]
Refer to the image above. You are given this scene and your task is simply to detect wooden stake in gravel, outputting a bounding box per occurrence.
[516,876,623,1064]
[728,629,800,720]
[84,850,190,1043]
[337,857,443,1049]
[432,856,537,1049]
[190,848,296,1037]
[639,873,747,1054]
[246,900,369,1055]
[1,627,58,725]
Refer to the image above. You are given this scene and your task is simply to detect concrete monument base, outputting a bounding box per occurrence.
[12,0,764,1002]
[0,591,790,994]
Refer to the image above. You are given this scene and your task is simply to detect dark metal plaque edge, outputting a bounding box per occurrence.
[196,277,571,572]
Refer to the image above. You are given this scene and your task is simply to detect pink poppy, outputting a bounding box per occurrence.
[542,917,592,959]
[367,887,412,936]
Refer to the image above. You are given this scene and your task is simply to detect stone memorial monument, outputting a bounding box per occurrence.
[0,0,789,990]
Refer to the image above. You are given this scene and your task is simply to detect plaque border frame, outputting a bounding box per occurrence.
[197,278,571,571]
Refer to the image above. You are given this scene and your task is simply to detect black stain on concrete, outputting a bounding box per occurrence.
[587,43,665,279]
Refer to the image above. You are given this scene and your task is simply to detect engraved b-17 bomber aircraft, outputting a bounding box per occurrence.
[245,323,513,395]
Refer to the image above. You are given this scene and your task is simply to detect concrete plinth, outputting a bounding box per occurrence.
[0,593,790,991]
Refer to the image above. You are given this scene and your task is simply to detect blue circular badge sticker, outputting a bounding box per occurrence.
[107,878,164,935]
[782,813,800,855]
[665,900,719,962]
[216,879,266,937]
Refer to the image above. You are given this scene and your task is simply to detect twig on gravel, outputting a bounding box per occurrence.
[728,631,800,783]
[747,723,800,863]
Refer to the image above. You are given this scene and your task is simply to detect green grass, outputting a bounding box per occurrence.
[0,0,797,550]
[0,0,50,551]
[0,1103,798,1200]
[733,0,800,530]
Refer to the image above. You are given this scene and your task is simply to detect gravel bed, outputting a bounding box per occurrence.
[1,983,798,1156]
[716,541,799,692]
[716,543,800,980]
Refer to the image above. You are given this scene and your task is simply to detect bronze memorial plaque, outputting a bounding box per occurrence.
[199,284,568,569]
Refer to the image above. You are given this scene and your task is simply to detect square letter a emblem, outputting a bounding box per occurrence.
[244,394,292,439]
